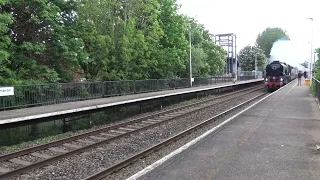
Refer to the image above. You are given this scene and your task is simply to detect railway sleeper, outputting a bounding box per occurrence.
[152,117,168,121]
[89,136,107,141]
[118,127,136,131]
[0,166,10,173]
[99,133,117,137]
[162,114,177,118]
[62,143,82,149]
[9,158,32,166]
[76,139,95,144]
[134,123,147,127]
[146,119,162,123]
[126,125,141,129]
[48,147,69,153]
[109,130,126,134]
[30,152,52,159]
[141,121,156,124]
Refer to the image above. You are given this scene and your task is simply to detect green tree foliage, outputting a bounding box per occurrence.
[256,27,290,58]
[0,0,227,85]
[239,45,267,71]
[0,0,14,84]
[314,48,320,80]
[311,48,320,96]
[1,0,86,83]
[184,16,226,77]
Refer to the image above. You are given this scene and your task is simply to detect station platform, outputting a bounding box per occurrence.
[135,79,320,180]
[0,79,263,126]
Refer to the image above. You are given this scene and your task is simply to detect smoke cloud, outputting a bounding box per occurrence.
[269,39,308,71]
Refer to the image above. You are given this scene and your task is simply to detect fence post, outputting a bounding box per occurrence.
[174,78,177,89]
[156,79,159,90]
[54,84,58,104]
[133,80,136,94]
[88,113,92,128]
[316,79,320,102]
[102,81,106,98]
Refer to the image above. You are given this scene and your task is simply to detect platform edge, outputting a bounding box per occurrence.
[125,80,294,180]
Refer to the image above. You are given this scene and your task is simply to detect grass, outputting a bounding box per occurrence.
[0,132,73,152]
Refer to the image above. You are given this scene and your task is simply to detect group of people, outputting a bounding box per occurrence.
[297,71,307,86]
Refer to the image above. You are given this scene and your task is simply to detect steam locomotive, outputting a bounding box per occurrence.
[265,61,298,92]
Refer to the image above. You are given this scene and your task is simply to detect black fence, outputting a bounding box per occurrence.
[0,75,256,110]
[313,78,320,102]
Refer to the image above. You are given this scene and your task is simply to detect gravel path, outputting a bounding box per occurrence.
[9,90,265,180]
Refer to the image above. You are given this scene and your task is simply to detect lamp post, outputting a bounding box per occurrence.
[314,52,318,67]
[189,25,192,87]
[255,54,257,79]
[188,15,197,87]
[307,17,314,85]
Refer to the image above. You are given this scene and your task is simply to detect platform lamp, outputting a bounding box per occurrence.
[307,17,314,85]
[315,51,318,67]
[188,15,197,87]
[189,24,192,87]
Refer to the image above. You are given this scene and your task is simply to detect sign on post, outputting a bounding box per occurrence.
[0,87,14,97]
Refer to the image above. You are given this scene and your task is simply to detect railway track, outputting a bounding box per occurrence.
[84,92,267,180]
[0,84,264,179]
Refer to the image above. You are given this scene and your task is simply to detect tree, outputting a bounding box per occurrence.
[1,0,87,84]
[314,48,320,80]
[0,0,229,85]
[0,0,15,84]
[239,45,267,71]
[180,16,226,77]
[256,27,290,58]
[152,0,189,79]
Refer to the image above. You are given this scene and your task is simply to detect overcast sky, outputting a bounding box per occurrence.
[176,0,320,66]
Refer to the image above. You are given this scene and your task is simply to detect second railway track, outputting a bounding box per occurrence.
[85,91,267,180]
[0,84,264,179]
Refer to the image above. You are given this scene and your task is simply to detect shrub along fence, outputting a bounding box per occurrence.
[312,77,320,102]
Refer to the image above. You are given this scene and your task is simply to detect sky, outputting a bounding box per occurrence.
[176,0,320,66]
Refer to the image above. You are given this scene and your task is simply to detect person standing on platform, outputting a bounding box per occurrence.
[298,71,302,86]
[232,72,236,83]
[304,71,307,79]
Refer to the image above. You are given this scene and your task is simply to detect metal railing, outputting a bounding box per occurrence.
[238,71,263,79]
[0,75,257,110]
[313,77,320,102]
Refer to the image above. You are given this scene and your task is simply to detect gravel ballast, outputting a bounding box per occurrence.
[0,91,223,156]
[108,92,269,180]
[8,90,265,180]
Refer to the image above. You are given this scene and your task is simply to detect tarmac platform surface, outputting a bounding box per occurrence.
[137,79,320,180]
[0,79,262,125]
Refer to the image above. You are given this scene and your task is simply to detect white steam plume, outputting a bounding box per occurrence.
[269,39,308,71]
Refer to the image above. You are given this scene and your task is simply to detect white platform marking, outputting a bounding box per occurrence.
[126,80,295,180]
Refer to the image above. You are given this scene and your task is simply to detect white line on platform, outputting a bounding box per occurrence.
[0,79,263,125]
[126,79,296,180]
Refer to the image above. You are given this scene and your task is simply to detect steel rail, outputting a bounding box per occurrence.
[0,85,261,162]
[83,92,267,180]
[0,85,263,179]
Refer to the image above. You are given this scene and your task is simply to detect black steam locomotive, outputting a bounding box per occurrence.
[265,61,298,92]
